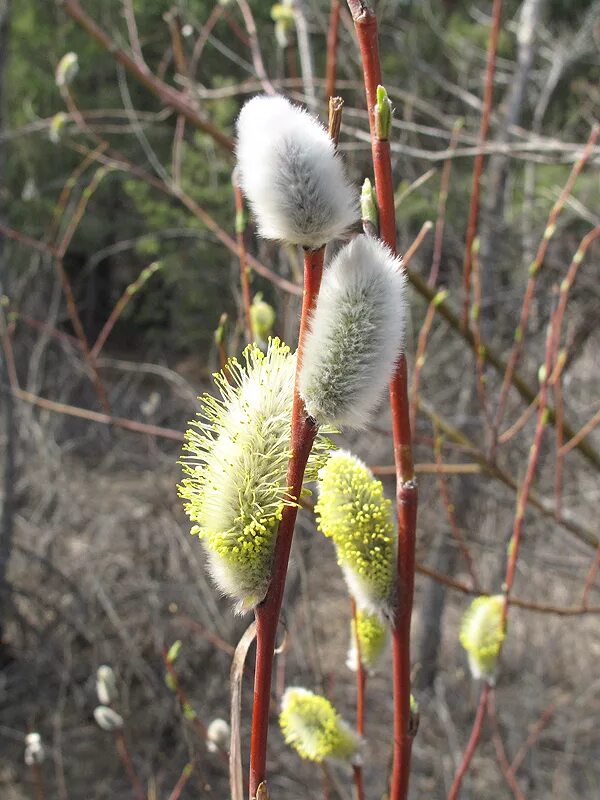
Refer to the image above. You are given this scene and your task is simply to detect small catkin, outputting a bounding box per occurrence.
[299,234,407,428]
[315,450,396,614]
[459,595,506,681]
[347,609,388,672]
[24,733,45,766]
[279,687,358,762]
[179,338,332,614]
[94,706,124,732]
[96,665,117,705]
[206,718,231,753]
[236,95,358,249]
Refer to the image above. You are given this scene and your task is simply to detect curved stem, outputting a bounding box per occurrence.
[248,247,324,799]
[448,683,490,800]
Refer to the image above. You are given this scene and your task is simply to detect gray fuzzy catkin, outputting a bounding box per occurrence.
[299,235,407,428]
[236,95,358,249]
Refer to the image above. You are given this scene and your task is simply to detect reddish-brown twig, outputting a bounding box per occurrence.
[559,405,600,457]
[249,247,324,798]
[508,701,558,779]
[403,220,433,266]
[346,4,418,797]
[461,0,503,330]
[432,429,480,591]
[448,682,490,800]
[410,289,447,430]
[13,387,184,441]
[581,543,600,610]
[91,262,161,359]
[162,648,229,765]
[68,140,302,297]
[30,763,46,800]
[113,730,146,800]
[491,125,600,447]
[470,240,493,433]
[350,599,366,800]
[236,0,275,95]
[167,760,198,800]
[429,119,462,286]
[60,0,234,153]
[487,689,526,800]
[232,173,253,343]
[404,263,600,469]
[325,0,342,99]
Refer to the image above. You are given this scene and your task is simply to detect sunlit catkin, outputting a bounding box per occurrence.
[179,338,331,614]
[459,595,505,681]
[315,450,395,614]
[347,609,388,672]
[279,687,358,762]
[236,95,358,249]
[299,235,407,428]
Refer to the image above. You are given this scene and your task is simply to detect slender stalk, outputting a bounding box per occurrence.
[114,730,146,800]
[232,172,254,343]
[60,0,234,152]
[325,0,341,99]
[447,682,490,800]
[345,3,418,797]
[249,247,324,799]
[350,599,366,800]
[491,125,599,447]
[461,0,502,330]
[31,763,46,800]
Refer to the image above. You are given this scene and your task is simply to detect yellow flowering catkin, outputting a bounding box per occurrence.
[315,450,395,614]
[179,338,331,613]
[279,688,358,762]
[348,610,388,671]
[459,595,506,681]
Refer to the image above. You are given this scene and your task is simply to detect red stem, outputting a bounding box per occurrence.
[346,4,418,797]
[114,730,146,800]
[248,247,324,799]
[351,599,366,800]
[461,0,502,330]
[448,683,490,800]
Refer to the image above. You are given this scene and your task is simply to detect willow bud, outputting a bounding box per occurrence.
[94,706,124,732]
[279,687,359,762]
[250,293,276,344]
[236,95,358,248]
[299,235,407,429]
[179,339,331,614]
[55,52,79,88]
[315,450,395,614]
[96,665,118,705]
[206,718,231,753]
[347,609,388,671]
[24,733,45,766]
[459,595,505,682]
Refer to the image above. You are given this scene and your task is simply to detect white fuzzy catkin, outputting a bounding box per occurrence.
[299,235,407,428]
[236,95,358,249]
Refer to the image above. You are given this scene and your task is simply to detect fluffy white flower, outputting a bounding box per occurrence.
[299,235,407,428]
[236,95,358,249]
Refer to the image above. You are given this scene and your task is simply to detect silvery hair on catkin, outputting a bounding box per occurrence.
[236,95,358,249]
[299,234,407,428]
